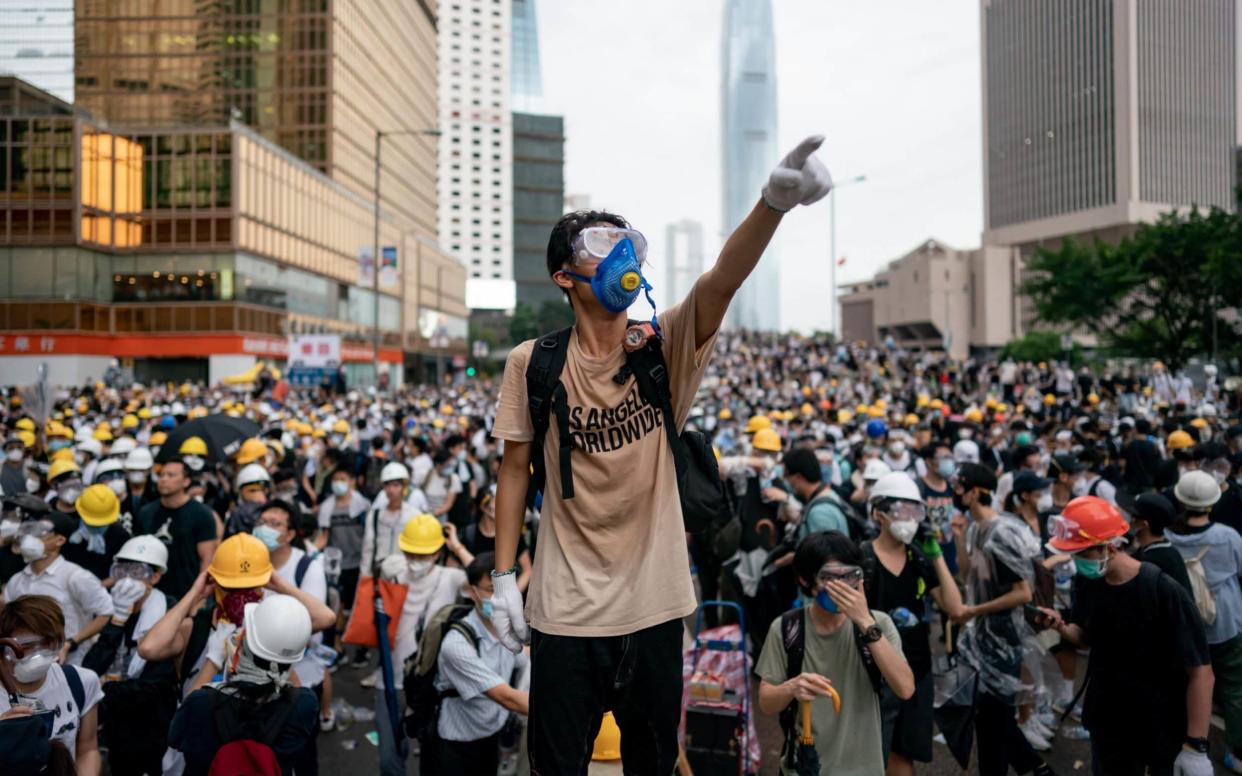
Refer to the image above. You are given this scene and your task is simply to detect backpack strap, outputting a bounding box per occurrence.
[860,540,879,598]
[853,620,884,695]
[778,608,806,769]
[436,620,482,701]
[293,553,313,589]
[525,328,573,504]
[62,664,85,712]
[626,338,689,491]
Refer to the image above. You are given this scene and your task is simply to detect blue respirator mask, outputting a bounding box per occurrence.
[563,228,659,316]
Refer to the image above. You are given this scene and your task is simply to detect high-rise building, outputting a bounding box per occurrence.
[0,1,73,102]
[721,0,779,332]
[982,0,1237,335]
[439,0,513,309]
[664,220,704,306]
[511,0,542,113]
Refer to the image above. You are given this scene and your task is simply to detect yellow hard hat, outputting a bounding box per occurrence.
[904,413,919,427]
[855,404,870,416]
[767,409,782,420]
[874,399,887,411]
[17,430,35,448]
[916,394,930,409]
[47,422,72,439]
[1142,386,1153,397]
[188,406,209,419]
[744,415,771,434]
[312,428,326,439]
[752,428,782,453]
[137,407,153,420]
[592,711,621,761]
[179,383,191,397]
[867,406,885,418]
[1167,430,1195,451]
[965,408,984,424]
[149,430,167,446]
[1087,393,1099,406]
[331,419,350,434]
[398,514,446,555]
[1190,417,1208,429]
[1043,394,1057,406]
[47,458,81,482]
[179,436,209,457]
[432,418,446,429]
[718,409,733,421]
[76,484,120,527]
[458,416,470,428]
[15,418,35,432]
[837,409,854,425]
[997,403,1010,414]
[93,425,113,442]
[50,448,75,463]
[440,404,455,416]
[122,413,139,429]
[208,533,273,588]
[62,408,73,418]
[800,403,814,416]
[929,399,944,410]
[984,397,998,411]
[235,437,268,465]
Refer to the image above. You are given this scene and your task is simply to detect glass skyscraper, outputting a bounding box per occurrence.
[721,0,779,331]
[512,0,543,113]
[0,1,74,101]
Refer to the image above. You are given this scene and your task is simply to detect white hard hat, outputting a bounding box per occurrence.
[381,461,410,483]
[170,402,187,415]
[1200,403,1217,418]
[93,458,125,481]
[953,439,980,464]
[862,458,893,481]
[114,535,169,571]
[236,463,272,489]
[243,594,311,664]
[110,437,137,456]
[76,438,104,458]
[1174,470,1222,511]
[124,448,154,471]
[75,426,95,444]
[869,472,922,504]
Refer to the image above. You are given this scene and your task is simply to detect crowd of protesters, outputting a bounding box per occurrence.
[0,331,1240,775]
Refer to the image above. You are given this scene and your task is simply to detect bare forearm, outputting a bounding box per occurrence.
[494,444,531,571]
[694,201,783,346]
[73,614,110,645]
[758,680,796,715]
[865,631,915,699]
[1186,664,1214,738]
[931,557,965,618]
[973,581,1031,617]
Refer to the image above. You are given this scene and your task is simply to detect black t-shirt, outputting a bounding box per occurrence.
[862,542,939,677]
[0,546,24,587]
[136,498,218,599]
[1071,563,1210,757]
[1133,541,1192,594]
[1212,484,1242,535]
[463,523,527,560]
[61,522,132,580]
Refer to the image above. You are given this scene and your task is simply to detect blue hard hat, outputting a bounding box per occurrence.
[160,415,177,429]
[865,419,888,439]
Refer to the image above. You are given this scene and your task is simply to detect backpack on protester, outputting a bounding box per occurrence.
[402,603,479,743]
[524,325,731,535]
[206,687,297,776]
[1184,546,1218,625]
[804,484,873,544]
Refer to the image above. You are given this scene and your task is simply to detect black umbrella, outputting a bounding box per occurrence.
[154,414,261,464]
[796,700,821,776]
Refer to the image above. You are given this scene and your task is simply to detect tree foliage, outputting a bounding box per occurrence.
[508,300,576,343]
[1000,330,1081,365]
[1022,205,1242,369]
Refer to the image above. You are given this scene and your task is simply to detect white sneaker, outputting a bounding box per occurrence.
[1036,711,1058,729]
[360,669,380,689]
[1029,717,1055,739]
[319,711,335,733]
[1019,718,1052,751]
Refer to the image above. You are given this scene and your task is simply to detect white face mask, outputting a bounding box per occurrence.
[0,519,18,540]
[25,477,40,493]
[1071,477,1089,497]
[331,480,350,496]
[6,448,23,463]
[408,559,434,578]
[888,519,919,545]
[107,479,128,498]
[58,485,83,504]
[888,441,906,457]
[127,471,147,484]
[1037,491,1054,512]
[12,649,57,683]
[19,534,46,563]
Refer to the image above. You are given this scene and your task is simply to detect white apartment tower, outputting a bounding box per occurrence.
[438,0,514,308]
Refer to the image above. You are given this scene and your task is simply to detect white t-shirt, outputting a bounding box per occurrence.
[3,556,114,665]
[120,589,168,680]
[274,547,328,688]
[423,470,462,514]
[391,564,466,689]
[0,663,103,760]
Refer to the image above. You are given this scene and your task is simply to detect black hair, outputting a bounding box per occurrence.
[1010,445,1040,468]
[466,551,495,587]
[258,499,296,527]
[919,440,951,460]
[546,209,630,302]
[793,531,862,596]
[329,465,354,479]
[781,448,822,484]
[432,448,451,465]
[443,434,466,450]
[273,467,297,484]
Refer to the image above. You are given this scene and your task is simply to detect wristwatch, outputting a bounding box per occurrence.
[1184,736,1209,754]
[65,637,79,653]
[860,624,884,644]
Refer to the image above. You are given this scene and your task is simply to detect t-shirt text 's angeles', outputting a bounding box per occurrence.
[492,286,718,637]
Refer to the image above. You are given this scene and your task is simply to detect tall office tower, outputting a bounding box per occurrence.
[439,0,514,309]
[982,0,1237,332]
[664,220,705,306]
[74,0,440,238]
[0,1,74,101]
[511,0,542,113]
[721,0,779,331]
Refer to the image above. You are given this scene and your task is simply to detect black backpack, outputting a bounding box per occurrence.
[524,325,731,534]
[402,603,479,742]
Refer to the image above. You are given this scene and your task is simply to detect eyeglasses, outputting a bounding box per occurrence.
[815,565,864,587]
[569,227,649,266]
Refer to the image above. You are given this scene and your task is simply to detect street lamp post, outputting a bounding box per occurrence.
[372,127,440,388]
[828,174,867,339]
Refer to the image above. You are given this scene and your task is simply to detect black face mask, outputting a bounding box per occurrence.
[952,491,970,513]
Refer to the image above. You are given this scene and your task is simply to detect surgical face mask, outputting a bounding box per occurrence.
[1037,491,1054,512]
[150,445,160,458]
[105,479,128,498]
[19,534,46,563]
[888,441,906,457]
[331,480,350,496]
[0,519,18,540]
[563,236,651,313]
[183,454,205,472]
[48,439,70,452]
[25,477,40,493]
[958,428,974,440]
[888,519,919,545]
[479,597,494,620]
[58,484,83,504]
[252,524,282,551]
[814,589,839,613]
[937,459,956,479]
[1073,553,1108,579]
[5,448,23,463]
[457,450,467,462]
[1015,432,1033,446]
[408,559,434,578]
[1071,477,1089,497]
[12,649,57,683]
[275,488,297,502]
[127,471,147,485]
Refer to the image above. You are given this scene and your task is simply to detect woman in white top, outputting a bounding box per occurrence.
[360,463,422,578]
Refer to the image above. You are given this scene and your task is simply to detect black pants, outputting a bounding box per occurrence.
[529,618,683,776]
[107,750,164,776]
[1091,739,1176,776]
[423,732,500,776]
[975,690,1044,776]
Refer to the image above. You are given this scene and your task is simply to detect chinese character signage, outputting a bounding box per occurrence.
[287,335,341,368]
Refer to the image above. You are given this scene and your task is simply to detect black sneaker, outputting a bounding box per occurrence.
[350,651,370,668]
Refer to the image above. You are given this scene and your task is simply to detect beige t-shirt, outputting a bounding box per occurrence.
[492,287,718,637]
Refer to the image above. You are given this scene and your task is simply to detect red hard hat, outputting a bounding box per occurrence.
[1047,496,1128,553]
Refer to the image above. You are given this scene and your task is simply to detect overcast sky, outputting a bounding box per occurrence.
[537,0,983,333]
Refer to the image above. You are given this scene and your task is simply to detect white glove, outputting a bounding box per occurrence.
[490,570,528,654]
[379,553,407,582]
[761,135,834,213]
[1173,749,1213,776]
[110,578,147,625]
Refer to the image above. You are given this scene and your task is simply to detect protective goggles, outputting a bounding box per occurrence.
[879,500,927,523]
[1048,515,1111,545]
[815,564,864,588]
[1,634,57,658]
[110,561,155,582]
[16,519,53,538]
[570,227,648,266]
[95,470,125,484]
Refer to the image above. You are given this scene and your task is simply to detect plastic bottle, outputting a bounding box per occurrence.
[889,607,920,629]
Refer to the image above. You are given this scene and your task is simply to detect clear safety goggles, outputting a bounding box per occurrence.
[16,519,53,538]
[110,561,154,582]
[95,470,125,484]
[570,227,649,266]
[0,634,57,659]
[1048,514,1110,545]
[815,564,864,588]
[882,500,927,524]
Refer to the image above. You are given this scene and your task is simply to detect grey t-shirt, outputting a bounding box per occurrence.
[757,609,902,776]
[317,491,370,570]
